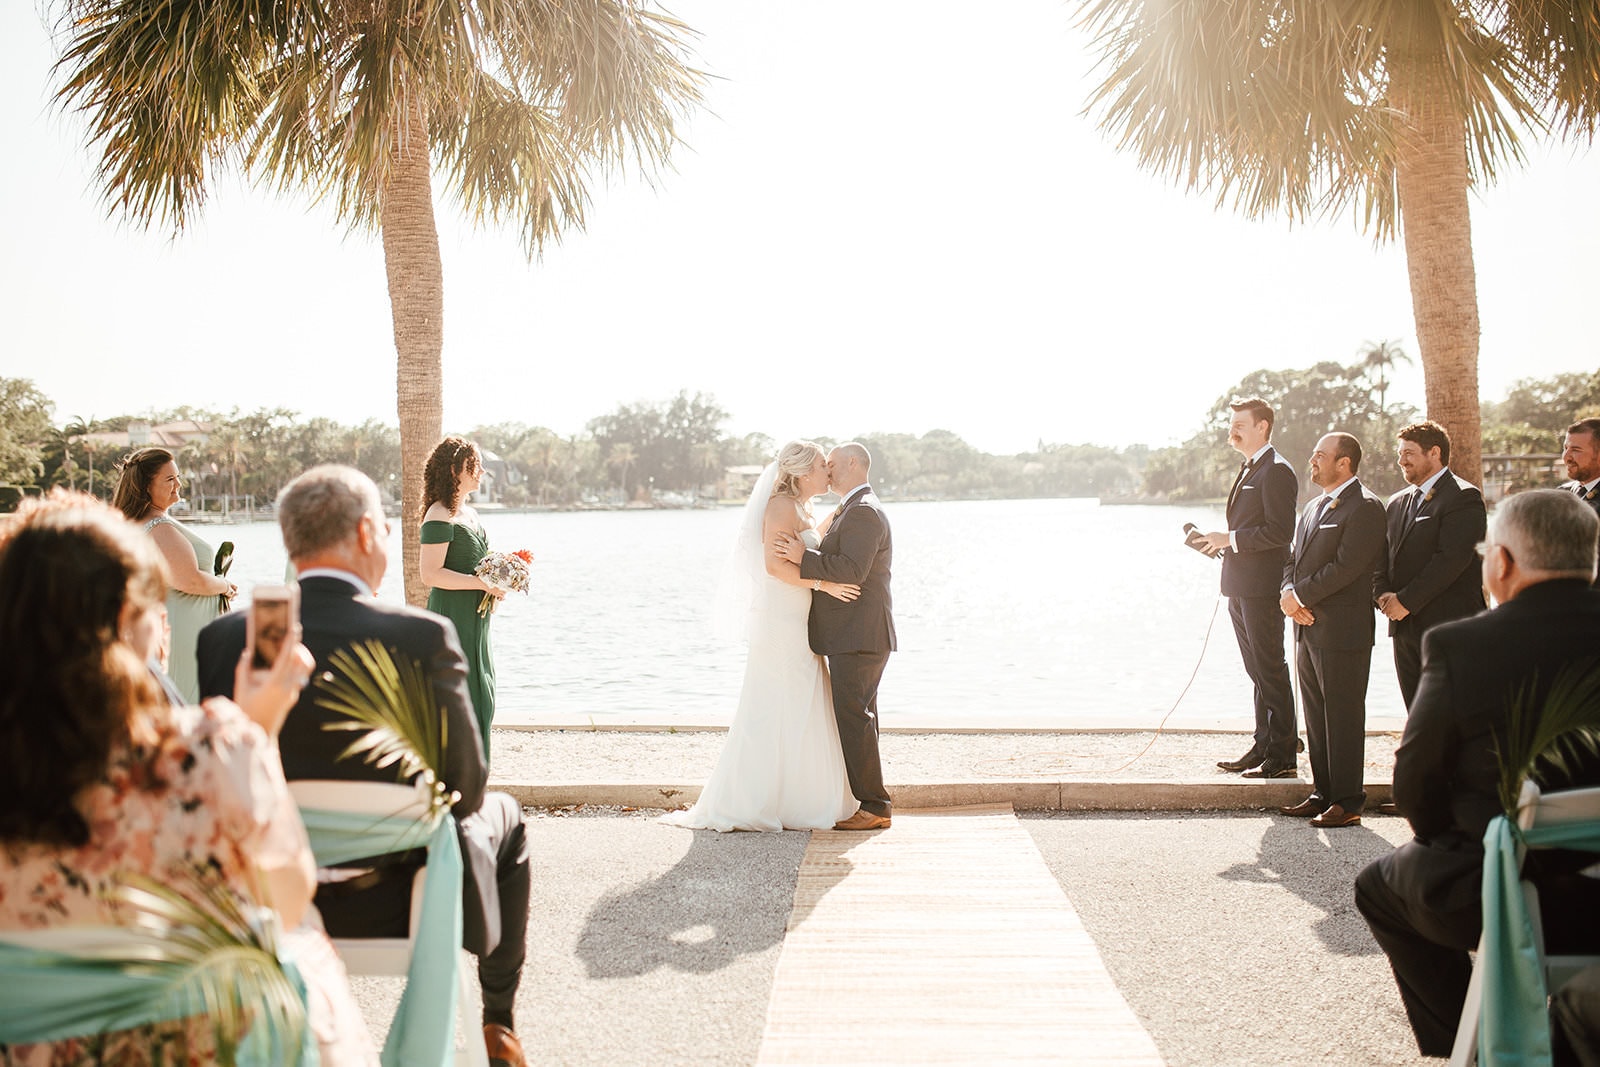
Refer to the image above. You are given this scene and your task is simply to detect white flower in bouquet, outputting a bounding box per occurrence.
[474,549,533,616]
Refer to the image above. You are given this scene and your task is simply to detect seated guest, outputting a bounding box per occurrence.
[196,466,532,1067]
[1356,489,1600,1057]
[0,491,374,1065]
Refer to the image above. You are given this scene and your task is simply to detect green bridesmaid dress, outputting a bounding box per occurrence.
[421,518,496,758]
[144,515,224,704]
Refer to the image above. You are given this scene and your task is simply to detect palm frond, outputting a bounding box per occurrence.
[312,639,457,816]
[101,868,306,1066]
[1494,657,1600,817]
[1080,0,1541,238]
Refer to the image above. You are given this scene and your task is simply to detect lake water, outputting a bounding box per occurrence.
[209,499,1407,730]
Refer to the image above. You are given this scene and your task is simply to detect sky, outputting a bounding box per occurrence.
[3,0,1598,456]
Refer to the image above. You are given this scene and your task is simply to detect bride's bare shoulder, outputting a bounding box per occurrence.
[763,493,807,532]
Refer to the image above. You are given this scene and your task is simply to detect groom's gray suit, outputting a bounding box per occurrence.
[797,483,896,817]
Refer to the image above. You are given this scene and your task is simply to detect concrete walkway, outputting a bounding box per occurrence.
[341,728,1427,1065]
[487,726,1403,812]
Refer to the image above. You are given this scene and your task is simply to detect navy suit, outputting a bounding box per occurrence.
[1283,480,1386,813]
[1220,446,1299,765]
[1373,471,1486,706]
[197,575,530,1028]
[797,484,895,817]
[1356,580,1600,1055]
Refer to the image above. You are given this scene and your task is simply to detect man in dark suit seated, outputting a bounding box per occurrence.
[1355,488,1600,1058]
[1373,420,1486,709]
[197,465,531,1067]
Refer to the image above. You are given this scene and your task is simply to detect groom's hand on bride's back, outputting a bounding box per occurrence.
[771,532,803,564]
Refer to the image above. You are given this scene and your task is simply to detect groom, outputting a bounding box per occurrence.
[774,441,896,830]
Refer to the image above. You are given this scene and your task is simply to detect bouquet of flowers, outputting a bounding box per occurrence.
[474,548,534,616]
[214,540,235,611]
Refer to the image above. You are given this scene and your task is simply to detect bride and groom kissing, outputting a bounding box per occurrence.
[663,440,896,833]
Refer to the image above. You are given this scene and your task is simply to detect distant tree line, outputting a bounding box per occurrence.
[7,366,1593,510]
[1141,352,1600,502]
[0,383,1145,508]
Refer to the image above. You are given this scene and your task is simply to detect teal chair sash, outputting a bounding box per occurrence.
[0,919,317,1066]
[298,801,463,1067]
[1480,814,1600,1065]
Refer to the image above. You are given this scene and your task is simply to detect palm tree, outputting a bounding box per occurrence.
[1358,339,1413,419]
[607,442,636,501]
[1082,0,1600,487]
[50,0,704,604]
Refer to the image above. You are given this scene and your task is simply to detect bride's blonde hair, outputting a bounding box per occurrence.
[771,440,824,499]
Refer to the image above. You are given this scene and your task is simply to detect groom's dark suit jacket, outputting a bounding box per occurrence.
[196,574,500,952]
[798,485,896,655]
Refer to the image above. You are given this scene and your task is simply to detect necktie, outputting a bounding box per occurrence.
[1578,484,1590,498]
[1407,489,1425,524]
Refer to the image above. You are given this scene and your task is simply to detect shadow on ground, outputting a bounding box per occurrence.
[576,827,809,978]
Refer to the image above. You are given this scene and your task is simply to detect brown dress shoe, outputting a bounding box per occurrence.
[484,1024,527,1067]
[833,809,891,831]
[1280,796,1328,818]
[1310,803,1361,829]
[1217,747,1264,773]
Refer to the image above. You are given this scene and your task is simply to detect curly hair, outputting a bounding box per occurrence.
[421,436,482,521]
[0,490,167,848]
[110,446,175,521]
[772,440,824,499]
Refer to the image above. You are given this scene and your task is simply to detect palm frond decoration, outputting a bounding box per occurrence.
[312,639,458,817]
[106,868,307,1065]
[1495,658,1600,818]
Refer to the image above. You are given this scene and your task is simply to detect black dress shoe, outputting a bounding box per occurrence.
[1217,748,1265,773]
[1242,760,1298,779]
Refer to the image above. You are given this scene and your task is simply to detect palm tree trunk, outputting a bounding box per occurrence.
[1389,40,1483,486]
[381,92,445,607]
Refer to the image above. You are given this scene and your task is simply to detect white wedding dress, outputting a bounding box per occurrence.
[663,527,858,832]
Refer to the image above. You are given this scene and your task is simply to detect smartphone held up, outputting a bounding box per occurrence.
[247,584,300,670]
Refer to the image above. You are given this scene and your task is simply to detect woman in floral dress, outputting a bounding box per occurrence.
[0,492,374,1066]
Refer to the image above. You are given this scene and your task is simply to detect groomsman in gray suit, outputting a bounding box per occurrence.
[774,442,896,831]
[1278,432,1387,829]
[1373,420,1486,708]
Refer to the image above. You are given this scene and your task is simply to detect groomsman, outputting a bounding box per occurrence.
[1278,432,1386,828]
[1196,398,1300,778]
[1562,418,1600,519]
[1373,420,1486,708]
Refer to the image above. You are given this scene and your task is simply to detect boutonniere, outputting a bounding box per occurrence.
[1325,497,1339,512]
[1586,485,1598,502]
[1422,488,1436,504]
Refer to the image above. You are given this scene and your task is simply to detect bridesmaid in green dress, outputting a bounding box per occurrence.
[113,447,237,702]
[418,437,505,758]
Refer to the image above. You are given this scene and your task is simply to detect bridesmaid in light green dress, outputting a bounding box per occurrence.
[419,437,505,759]
[113,447,236,702]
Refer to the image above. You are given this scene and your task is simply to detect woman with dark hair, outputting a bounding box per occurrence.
[419,435,504,757]
[112,446,236,701]
[0,491,375,1064]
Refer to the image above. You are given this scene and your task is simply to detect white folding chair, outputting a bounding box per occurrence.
[290,780,489,1067]
[1450,782,1600,1066]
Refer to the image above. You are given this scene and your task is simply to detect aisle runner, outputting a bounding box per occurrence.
[756,805,1163,1066]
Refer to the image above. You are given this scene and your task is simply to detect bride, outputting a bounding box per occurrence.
[663,441,862,831]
